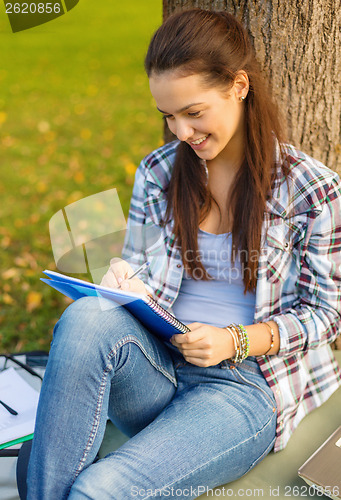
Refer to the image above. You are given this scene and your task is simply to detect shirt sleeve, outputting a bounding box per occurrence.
[121,160,154,297]
[274,176,341,356]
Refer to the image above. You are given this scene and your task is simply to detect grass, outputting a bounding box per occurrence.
[0,0,163,351]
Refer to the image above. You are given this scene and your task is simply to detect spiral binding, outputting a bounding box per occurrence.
[146,296,190,333]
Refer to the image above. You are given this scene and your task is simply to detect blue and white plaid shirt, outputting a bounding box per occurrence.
[122,140,341,451]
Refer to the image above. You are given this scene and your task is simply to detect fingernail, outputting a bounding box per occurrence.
[117,277,123,284]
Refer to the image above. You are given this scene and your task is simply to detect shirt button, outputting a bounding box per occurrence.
[176,264,181,268]
[284,242,289,249]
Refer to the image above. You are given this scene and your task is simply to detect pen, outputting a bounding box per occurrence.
[117,261,150,289]
[0,399,18,416]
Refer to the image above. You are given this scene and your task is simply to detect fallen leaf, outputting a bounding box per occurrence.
[0,111,7,125]
[37,121,50,133]
[2,293,15,305]
[74,171,85,184]
[80,128,92,140]
[37,181,47,193]
[2,268,20,280]
[14,252,38,270]
[26,291,42,312]
[15,340,24,351]
[1,236,11,248]
[124,162,137,176]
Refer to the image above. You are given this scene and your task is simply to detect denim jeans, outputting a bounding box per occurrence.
[27,296,277,500]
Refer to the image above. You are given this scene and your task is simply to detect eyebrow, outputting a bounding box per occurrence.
[156,103,204,114]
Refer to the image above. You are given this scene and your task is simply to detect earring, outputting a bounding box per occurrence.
[239,96,245,102]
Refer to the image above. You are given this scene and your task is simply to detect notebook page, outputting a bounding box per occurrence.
[0,367,39,447]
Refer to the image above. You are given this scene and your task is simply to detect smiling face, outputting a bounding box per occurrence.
[149,71,248,166]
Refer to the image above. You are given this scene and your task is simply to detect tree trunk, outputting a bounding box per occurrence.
[162,0,341,350]
[162,0,341,175]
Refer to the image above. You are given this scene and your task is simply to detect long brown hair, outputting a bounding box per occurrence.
[145,9,286,292]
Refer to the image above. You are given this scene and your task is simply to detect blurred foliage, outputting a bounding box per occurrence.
[0,0,163,351]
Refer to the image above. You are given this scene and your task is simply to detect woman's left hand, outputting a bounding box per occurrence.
[170,322,234,367]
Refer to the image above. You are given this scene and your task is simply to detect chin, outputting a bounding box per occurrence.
[196,151,217,161]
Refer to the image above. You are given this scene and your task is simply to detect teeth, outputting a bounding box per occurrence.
[191,135,208,145]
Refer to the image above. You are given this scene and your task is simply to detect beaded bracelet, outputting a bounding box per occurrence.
[237,324,250,360]
[224,323,250,363]
[236,324,250,362]
[263,322,275,355]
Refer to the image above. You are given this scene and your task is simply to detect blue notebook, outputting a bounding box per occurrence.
[41,270,190,341]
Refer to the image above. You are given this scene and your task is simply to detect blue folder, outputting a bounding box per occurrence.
[41,270,189,341]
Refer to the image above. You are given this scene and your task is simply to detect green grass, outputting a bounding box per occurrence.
[0,0,163,351]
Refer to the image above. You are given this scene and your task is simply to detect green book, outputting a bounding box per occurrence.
[0,433,34,451]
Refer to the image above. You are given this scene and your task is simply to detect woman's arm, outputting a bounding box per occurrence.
[101,160,156,295]
[273,177,341,357]
[171,321,280,367]
[121,161,149,268]
[171,177,341,367]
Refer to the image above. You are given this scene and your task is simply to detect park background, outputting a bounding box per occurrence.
[0,0,162,352]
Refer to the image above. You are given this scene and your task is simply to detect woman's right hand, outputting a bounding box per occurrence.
[100,258,149,295]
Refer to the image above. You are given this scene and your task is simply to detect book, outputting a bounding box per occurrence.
[41,270,190,341]
[0,367,40,450]
[298,426,341,500]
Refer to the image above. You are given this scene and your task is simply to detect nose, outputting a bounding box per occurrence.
[169,119,194,142]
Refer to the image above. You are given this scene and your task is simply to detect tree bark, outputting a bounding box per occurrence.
[162,0,341,174]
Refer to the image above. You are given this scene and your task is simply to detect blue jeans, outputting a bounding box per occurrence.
[27,297,277,500]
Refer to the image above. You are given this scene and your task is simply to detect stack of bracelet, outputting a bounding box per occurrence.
[224,323,250,363]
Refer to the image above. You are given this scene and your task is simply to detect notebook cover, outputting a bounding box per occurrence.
[41,271,188,341]
[298,426,341,500]
[0,433,34,451]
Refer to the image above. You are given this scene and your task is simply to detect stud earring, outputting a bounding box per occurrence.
[239,96,245,102]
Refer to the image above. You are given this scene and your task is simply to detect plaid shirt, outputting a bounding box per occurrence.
[122,140,341,452]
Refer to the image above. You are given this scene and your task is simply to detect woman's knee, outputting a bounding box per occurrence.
[62,295,119,321]
[52,297,135,354]
[68,460,122,500]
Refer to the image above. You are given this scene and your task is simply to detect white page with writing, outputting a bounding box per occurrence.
[0,367,40,445]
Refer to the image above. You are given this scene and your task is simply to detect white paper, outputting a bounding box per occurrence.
[0,367,40,446]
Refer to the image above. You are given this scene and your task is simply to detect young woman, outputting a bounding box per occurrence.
[27,9,341,499]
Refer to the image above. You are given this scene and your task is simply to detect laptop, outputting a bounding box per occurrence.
[298,426,341,500]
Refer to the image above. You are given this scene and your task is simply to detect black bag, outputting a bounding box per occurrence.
[16,440,32,500]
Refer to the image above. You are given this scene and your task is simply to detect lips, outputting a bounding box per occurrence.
[189,134,210,150]
[191,135,208,145]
